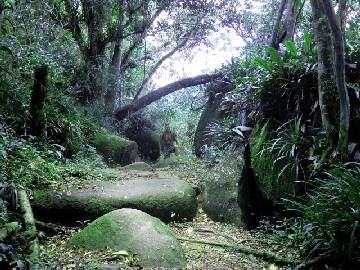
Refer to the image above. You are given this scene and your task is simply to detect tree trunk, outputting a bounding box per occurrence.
[267,0,303,53]
[0,0,3,18]
[115,73,222,120]
[134,34,192,100]
[322,0,350,162]
[310,0,337,146]
[267,0,287,55]
[279,0,303,44]
[337,0,347,36]
[105,1,127,114]
[28,65,48,142]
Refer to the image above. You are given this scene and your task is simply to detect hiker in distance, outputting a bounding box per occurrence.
[159,122,179,159]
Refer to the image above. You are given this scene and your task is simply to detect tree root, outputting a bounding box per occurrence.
[177,237,302,265]
[193,227,238,242]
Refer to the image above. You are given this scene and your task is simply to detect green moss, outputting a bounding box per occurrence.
[25,229,37,236]
[86,198,114,216]
[93,134,129,149]
[6,222,19,232]
[67,212,129,250]
[92,133,131,165]
[33,190,52,206]
[251,122,295,201]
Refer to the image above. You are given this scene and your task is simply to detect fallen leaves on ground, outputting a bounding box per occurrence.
[38,158,299,270]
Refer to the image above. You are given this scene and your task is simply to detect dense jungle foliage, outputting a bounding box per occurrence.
[1,0,360,269]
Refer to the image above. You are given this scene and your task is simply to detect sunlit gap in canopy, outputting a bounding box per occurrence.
[151,26,246,88]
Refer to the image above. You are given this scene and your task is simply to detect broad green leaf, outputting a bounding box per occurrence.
[303,30,311,52]
[253,57,273,72]
[268,47,283,66]
[285,41,297,58]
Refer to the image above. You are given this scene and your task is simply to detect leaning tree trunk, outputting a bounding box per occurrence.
[115,73,222,120]
[322,0,350,162]
[28,65,48,142]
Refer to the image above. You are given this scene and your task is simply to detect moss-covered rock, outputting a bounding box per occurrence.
[120,161,153,171]
[67,208,186,268]
[154,156,181,168]
[92,134,139,167]
[251,123,297,202]
[32,178,197,225]
[202,148,244,227]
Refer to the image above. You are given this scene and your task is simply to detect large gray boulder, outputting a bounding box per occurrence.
[67,208,186,268]
[32,177,197,225]
[124,115,160,161]
[202,147,244,227]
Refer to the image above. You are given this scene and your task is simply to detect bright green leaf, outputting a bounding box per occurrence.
[268,47,283,66]
[253,57,273,72]
[285,41,297,58]
[303,30,311,52]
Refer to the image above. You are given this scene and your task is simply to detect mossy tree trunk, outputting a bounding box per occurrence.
[323,0,350,162]
[310,0,350,162]
[18,186,39,262]
[28,65,48,142]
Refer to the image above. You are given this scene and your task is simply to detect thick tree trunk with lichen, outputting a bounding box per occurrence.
[104,1,127,114]
[310,0,337,145]
[28,65,48,142]
[311,0,350,162]
[322,0,350,162]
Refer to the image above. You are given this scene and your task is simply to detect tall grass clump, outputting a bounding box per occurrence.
[287,163,360,269]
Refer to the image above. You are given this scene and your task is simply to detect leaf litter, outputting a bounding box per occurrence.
[38,159,299,269]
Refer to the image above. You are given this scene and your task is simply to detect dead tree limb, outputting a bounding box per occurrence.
[18,186,39,261]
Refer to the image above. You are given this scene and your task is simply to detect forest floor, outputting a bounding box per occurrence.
[38,158,300,270]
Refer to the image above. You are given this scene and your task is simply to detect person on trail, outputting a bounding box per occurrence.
[159,122,179,159]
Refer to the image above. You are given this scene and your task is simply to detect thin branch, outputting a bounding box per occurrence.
[134,36,190,100]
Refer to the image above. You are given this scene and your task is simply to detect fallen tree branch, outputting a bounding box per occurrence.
[177,237,301,265]
[18,186,40,261]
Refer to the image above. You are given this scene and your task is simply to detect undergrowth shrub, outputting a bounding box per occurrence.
[202,116,245,163]
[0,132,62,188]
[251,118,326,200]
[205,116,245,150]
[286,163,360,269]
